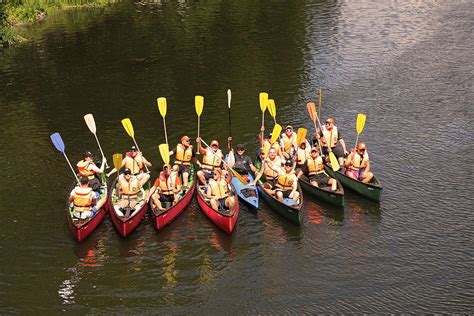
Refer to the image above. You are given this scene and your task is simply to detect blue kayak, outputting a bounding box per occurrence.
[225,153,259,209]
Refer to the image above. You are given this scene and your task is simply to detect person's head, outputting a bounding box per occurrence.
[80,176,89,186]
[299,142,306,149]
[325,118,335,130]
[284,160,293,172]
[267,132,273,143]
[171,165,179,173]
[236,144,245,155]
[123,168,132,179]
[181,135,190,146]
[213,169,223,180]
[357,142,367,155]
[130,145,138,157]
[83,151,93,161]
[268,148,277,159]
[163,164,171,174]
[285,125,293,135]
[210,140,219,150]
[310,146,319,157]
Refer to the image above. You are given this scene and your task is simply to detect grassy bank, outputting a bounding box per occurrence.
[0,0,116,46]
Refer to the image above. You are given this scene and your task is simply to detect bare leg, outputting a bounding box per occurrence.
[276,191,284,202]
[151,194,164,211]
[139,173,150,187]
[210,198,219,211]
[226,196,236,211]
[329,178,337,191]
[310,180,319,187]
[183,172,189,187]
[362,171,374,184]
[197,170,206,185]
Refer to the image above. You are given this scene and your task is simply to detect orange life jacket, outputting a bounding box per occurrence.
[306,156,325,175]
[77,160,96,180]
[175,143,193,166]
[119,175,140,197]
[124,153,144,175]
[158,172,179,195]
[264,156,282,180]
[296,147,310,166]
[281,133,297,154]
[349,151,369,170]
[209,179,229,199]
[202,148,222,171]
[73,187,93,212]
[276,170,296,190]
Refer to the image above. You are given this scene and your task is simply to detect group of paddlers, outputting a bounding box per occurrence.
[69,113,375,219]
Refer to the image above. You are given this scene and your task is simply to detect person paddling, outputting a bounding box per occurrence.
[76,151,106,192]
[344,142,374,183]
[299,145,337,191]
[207,169,236,213]
[295,139,311,176]
[319,117,348,166]
[251,148,283,193]
[280,125,297,157]
[121,145,151,187]
[227,138,256,176]
[116,168,143,215]
[275,160,300,202]
[258,127,283,160]
[68,176,106,219]
[169,136,194,189]
[196,137,224,184]
[146,164,182,212]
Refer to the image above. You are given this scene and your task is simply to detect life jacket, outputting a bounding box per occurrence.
[158,172,179,195]
[264,156,282,180]
[281,133,297,154]
[233,154,249,174]
[261,140,281,159]
[73,187,93,212]
[276,170,296,190]
[202,148,223,171]
[321,126,339,148]
[296,146,310,166]
[175,144,193,166]
[306,156,325,175]
[349,151,369,170]
[124,152,144,175]
[119,175,140,197]
[77,160,96,180]
[209,179,229,199]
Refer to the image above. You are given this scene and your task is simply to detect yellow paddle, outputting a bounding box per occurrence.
[195,95,204,154]
[121,118,150,173]
[157,97,169,146]
[200,139,248,185]
[259,92,268,139]
[268,99,277,124]
[354,113,367,148]
[306,102,324,156]
[296,128,307,146]
[113,153,123,171]
[159,143,170,165]
[258,123,282,170]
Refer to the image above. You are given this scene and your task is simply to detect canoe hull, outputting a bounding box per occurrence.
[231,173,259,209]
[299,167,344,207]
[196,186,239,234]
[332,168,383,202]
[67,207,106,242]
[257,183,303,225]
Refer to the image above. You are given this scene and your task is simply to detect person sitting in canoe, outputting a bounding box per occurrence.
[227,138,257,177]
[76,151,107,192]
[120,145,151,187]
[299,146,337,191]
[295,139,311,176]
[146,164,182,211]
[344,142,374,184]
[258,126,283,160]
[274,160,300,203]
[169,135,194,190]
[251,148,283,193]
[318,117,348,166]
[116,168,143,215]
[196,137,224,185]
[69,176,106,219]
[207,169,236,213]
[280,125,298,157]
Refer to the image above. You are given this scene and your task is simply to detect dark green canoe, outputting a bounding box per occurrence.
[299,166,344,207]
[330,167,382,202]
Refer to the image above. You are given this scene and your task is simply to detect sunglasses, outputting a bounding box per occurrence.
[237,148,244,151]
[211,144,218,147]
[311,150,318,153]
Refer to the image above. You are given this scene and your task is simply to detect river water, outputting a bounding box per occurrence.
[1,0,473,313]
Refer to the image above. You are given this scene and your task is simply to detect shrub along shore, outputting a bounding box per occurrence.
[0,0,116,46]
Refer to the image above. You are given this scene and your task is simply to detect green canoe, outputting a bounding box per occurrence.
[299,166,344,207]
[329,167,382,202]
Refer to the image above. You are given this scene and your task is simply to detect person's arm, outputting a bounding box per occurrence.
[248,157,257,173]
[258,126,265,145]
[146,180,158,203]
[141,155,152,167]
[174,177,182,193]
[344,151,353,168]
[169,147,177,156]
[290,175,298,198]
[68,190,75,203]
[251,161,265,186]
[227,136,232,152]
[90,159,106,174]
[339,137,348,155]
[196,137,206,155]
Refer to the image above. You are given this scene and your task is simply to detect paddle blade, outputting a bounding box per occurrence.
[230,168,248,185]
[271,124,282,144]
[329,152,340,172]
[195,95,204,116]
[84,114,96,134]
[259,92,268,112]
[157,97,167,117]
[159,143,170,165]
[50,132,65,153]
[121,118,134,138]
[306,102,317,122]
[297,128,308,146]
[268,99,276,119]
[113,153,123,171]
[227,89,231,109]
[356,113,367,135]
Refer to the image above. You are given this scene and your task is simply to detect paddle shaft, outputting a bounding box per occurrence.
[261,113,265,141]
[355,135,360,149]
[131,137,150,173]
[228,106,232,138]
[312,121,324,156]
[196,116,201,155]
[93,133,109,168]
[163,117,169,146]
[63,152,80,185]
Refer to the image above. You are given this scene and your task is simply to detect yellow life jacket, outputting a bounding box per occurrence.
[261,140,281,159]
[281,133,297,154]
[158,172,179,195]
[306,156,325,175]
[296,147,310,166]
[276,170,296,190]
[350,151,369,170]
[77,160,96,180]
[202,148,222,171]
[209,179,229,199]
[322,126,339,148]
[119,175,140,197]
[264,156,282,180]
[124,154,144,175]
[73,187,93,212]
[175,143,193,166]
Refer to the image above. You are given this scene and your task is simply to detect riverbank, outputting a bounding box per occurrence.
[0,0,116,47]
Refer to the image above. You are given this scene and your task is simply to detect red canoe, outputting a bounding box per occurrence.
[196,183,239,234]
[66,175,108,242]
[150,167,196,230]
[108,179,150,237]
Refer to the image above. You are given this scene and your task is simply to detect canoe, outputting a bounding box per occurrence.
[196,181,239,234]
[330,167,383,202]
[255,159,303,224]
[108,178,150,237]
[150,163,196,230]
[299,166,344,207]
[66,172,108,242]
[225,154,259,209]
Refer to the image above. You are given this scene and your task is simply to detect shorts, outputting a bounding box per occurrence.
[159,194,175,203]
[204,170,215,181]
[73,207,96,219]
[264,178,276,189]
[178,164,191,174]
[276,189,292,198]
[308,172,331,185]
[345,168,364,181]
[88,177,101,192]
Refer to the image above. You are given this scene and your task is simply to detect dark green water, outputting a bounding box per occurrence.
[1,0,473,313]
